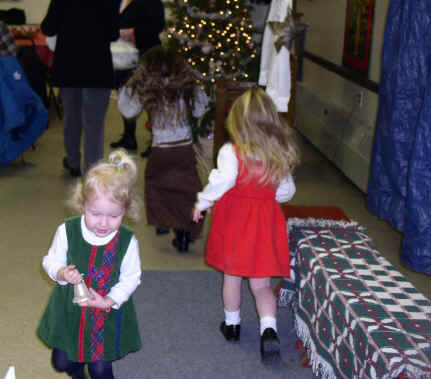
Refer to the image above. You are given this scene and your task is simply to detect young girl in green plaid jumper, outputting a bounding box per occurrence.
[38,149,142,379]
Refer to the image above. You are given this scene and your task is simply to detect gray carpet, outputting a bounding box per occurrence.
[113,270,314,379]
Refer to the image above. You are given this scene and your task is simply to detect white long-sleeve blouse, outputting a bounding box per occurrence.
[42,216,142,309]
[195,143,296,211]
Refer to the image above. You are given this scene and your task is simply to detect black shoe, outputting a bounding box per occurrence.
[220,321,240,341]
[140,146,151,158]
[110,135,137,150]
[63,157,81,177]
[172,229,191,253]
[156,228,170,235]
[260,328,281,365]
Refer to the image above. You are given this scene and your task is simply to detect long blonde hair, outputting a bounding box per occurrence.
[68,150,141,221]
[226,87,300,186]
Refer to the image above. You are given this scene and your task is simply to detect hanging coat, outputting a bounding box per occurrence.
[367,0,431,275]
[0,56,48,166]
[258,0,292,112]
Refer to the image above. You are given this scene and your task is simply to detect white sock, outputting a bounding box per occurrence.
[260,316,277,335]
[224,309,241,326]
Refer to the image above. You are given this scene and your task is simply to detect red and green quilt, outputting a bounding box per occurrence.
[287,218,431,379]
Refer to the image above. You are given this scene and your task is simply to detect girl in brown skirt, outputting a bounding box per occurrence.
[118,46,209,252]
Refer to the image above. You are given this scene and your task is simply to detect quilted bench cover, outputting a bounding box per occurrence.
[287,218,431,379]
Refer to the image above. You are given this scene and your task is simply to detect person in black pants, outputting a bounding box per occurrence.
[41,0,120,177]
[111,0,165,158]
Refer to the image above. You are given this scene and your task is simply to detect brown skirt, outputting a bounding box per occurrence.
[145,144,204,239]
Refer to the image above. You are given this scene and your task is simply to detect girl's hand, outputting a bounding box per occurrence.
[192,208,202,223]
[78,288,115,311]
[192,207,210,223]
[58,265,82,285]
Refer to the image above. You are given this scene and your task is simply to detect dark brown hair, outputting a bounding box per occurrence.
[126,46,200,124]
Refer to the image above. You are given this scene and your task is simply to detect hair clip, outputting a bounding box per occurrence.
[112,156,124,168]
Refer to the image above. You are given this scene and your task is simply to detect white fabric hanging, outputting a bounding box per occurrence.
[258,0,292,112]
[3,367,15,379]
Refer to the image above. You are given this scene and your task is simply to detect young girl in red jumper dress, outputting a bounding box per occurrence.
[193,87,300,365]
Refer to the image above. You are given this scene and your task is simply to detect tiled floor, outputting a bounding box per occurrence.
[0,99,429,378]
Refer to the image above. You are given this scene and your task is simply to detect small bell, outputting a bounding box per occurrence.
[72,275,91,304]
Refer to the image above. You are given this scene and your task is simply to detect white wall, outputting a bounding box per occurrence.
[294,0,390,192]
[0,0,50,23]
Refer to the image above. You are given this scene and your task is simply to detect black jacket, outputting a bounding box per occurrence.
[41,0,120,88]
[119,0,165,53]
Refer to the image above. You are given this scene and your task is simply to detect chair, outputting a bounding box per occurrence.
[31,30,63,122]
[45,68,63,122]
[12,25,62,123]
[213,79,256,163]
[15,43,49,108]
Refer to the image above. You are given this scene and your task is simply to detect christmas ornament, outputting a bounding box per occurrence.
[202,44,212,54]
[268,11,307,54]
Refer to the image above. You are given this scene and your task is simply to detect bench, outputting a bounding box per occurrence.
[287,217,431,379]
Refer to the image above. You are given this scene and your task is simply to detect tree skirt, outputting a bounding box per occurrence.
[286,218,431,379]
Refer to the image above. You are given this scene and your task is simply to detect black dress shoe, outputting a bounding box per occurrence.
[63,157,81,177]
[110,135,137,150]
[172,229,191,253]
[260,328,281,365]
[156,228,170,235]
[220,321,240,341]
[140,145,151,158]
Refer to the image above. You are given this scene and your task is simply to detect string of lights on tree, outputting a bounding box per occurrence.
[165,0,259,92]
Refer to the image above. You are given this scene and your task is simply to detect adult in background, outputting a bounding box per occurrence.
[110,0,165,158]
[41,0,120,177]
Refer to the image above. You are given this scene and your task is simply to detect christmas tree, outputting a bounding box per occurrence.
[165,0,259,136]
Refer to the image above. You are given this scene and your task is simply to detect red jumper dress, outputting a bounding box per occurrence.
[205,152,290,278]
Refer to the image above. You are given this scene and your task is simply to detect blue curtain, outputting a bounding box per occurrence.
[367,0,431,274]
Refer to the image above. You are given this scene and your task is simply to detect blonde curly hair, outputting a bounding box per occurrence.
[68,149,141,221]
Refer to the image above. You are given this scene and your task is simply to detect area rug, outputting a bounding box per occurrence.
[288,218,431,379]
[281,205,349,221]
[113,270,315,379]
